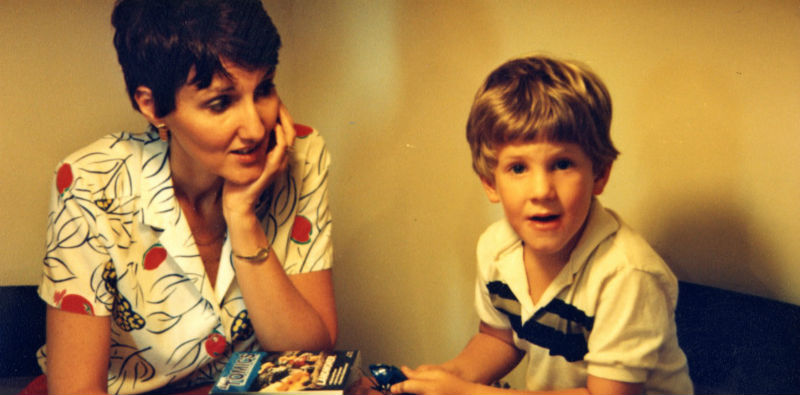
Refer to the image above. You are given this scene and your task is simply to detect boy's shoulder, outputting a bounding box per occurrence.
[476,218,520,260]
[581,204,679,299]
[593,209,669,274]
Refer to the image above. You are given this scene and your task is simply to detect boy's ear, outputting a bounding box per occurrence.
[133,86,162,125]
[593,164,612,195]
[481,177,501,203]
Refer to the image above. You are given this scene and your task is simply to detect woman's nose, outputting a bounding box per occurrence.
[237,99,266,141]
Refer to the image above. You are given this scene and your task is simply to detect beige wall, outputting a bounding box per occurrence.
[2,0,799,377]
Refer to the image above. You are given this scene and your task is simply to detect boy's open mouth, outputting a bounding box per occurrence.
[530,214,560,222]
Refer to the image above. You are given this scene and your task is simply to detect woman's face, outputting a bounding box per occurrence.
[162,59,279,187]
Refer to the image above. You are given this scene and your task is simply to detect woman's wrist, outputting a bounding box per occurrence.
[224,208,260,231]
[225,210,271,257]
[233,245,271,263]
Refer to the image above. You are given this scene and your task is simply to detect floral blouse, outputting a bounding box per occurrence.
[37,125,332,394]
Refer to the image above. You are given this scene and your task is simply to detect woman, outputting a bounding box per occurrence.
[35,0,337,393]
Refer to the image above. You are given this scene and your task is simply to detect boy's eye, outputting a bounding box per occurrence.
[509,163,527,174]
[553,159,573,171]
[207,96,232,113]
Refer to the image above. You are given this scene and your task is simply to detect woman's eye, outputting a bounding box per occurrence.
[207,96,232,113]
[553,159,573,170]
[255,81,275,98]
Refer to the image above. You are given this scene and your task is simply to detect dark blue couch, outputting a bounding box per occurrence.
[2,282,799,394]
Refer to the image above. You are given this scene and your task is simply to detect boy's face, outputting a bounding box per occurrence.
[482,140,610,263]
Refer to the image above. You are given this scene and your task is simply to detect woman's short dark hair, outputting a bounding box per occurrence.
[112,0,282,117]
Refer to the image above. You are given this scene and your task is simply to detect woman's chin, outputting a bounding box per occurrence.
[221,166,265,186]
[224,174,259,186]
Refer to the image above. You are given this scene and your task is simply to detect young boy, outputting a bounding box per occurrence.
[392,56,693,394]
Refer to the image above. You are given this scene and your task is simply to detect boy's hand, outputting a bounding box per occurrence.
[390,366,479,395]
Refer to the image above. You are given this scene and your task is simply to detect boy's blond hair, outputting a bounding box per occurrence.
[466,55,619,184]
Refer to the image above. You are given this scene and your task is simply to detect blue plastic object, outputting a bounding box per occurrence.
[368,364,407,393]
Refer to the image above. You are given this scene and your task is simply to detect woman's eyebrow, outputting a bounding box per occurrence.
[206,81,236,94]
[260,72,275,84]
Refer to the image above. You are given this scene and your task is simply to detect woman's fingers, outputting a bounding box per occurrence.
[278,101,296,148]
[265,101,295,176]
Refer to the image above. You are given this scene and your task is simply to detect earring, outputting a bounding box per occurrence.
[155,123,170,142]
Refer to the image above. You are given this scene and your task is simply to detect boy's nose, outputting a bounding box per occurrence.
[528,172,555,201]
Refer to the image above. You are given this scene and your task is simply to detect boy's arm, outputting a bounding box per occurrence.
[395,374,640,395]
[443,321,524,383]
[394,321,644,395]
[392,321,523,394]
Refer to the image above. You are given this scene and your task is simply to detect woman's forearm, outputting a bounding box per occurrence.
[227,212,335,350]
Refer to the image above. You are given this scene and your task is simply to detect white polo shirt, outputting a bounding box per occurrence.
[475,199,693,394]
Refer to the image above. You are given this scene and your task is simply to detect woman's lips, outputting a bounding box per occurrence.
[232,146,257,154]
[231,140,264,164]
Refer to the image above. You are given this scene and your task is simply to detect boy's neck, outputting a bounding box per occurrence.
[523,244,571,305]
[522,217,588,304]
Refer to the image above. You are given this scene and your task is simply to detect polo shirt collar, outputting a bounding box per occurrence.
[544,199,619,306]
[491,222,535,314]
[563,198,620,278]
[490,199,619,315]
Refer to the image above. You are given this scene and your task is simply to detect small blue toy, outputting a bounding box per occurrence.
[368,364,407,394]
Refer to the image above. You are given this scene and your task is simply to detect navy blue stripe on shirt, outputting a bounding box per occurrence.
[542,298,594,331]
[486,281,593,362]
[487,280,518,300]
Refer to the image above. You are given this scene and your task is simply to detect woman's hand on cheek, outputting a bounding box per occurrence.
[390,366,478,395]
[222,101,297,221]
[267,102,296,176]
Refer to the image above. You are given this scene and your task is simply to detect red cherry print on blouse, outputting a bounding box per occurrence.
[56,163,73,195]
[204,332,227,358]
[53,289,66,304]
[294,124,313,138]
[143,244,167,270]
[60,294,95,315]
[291,216,312,244]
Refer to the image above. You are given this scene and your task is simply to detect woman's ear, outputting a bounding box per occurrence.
[593,164,612,195]
[133,86,160,125]
[481,177,501,203]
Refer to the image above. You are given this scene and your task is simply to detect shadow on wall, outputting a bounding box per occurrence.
[647,197,776,300]
[629,57,782,301]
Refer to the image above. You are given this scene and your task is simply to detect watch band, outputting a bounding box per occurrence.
[234,246,271,263]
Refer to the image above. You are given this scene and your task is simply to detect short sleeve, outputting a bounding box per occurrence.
[584,267,676,383]
[282,127,333,274]
[38,162,112,317]
[474,276,512,329]
[473,226,513,330]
